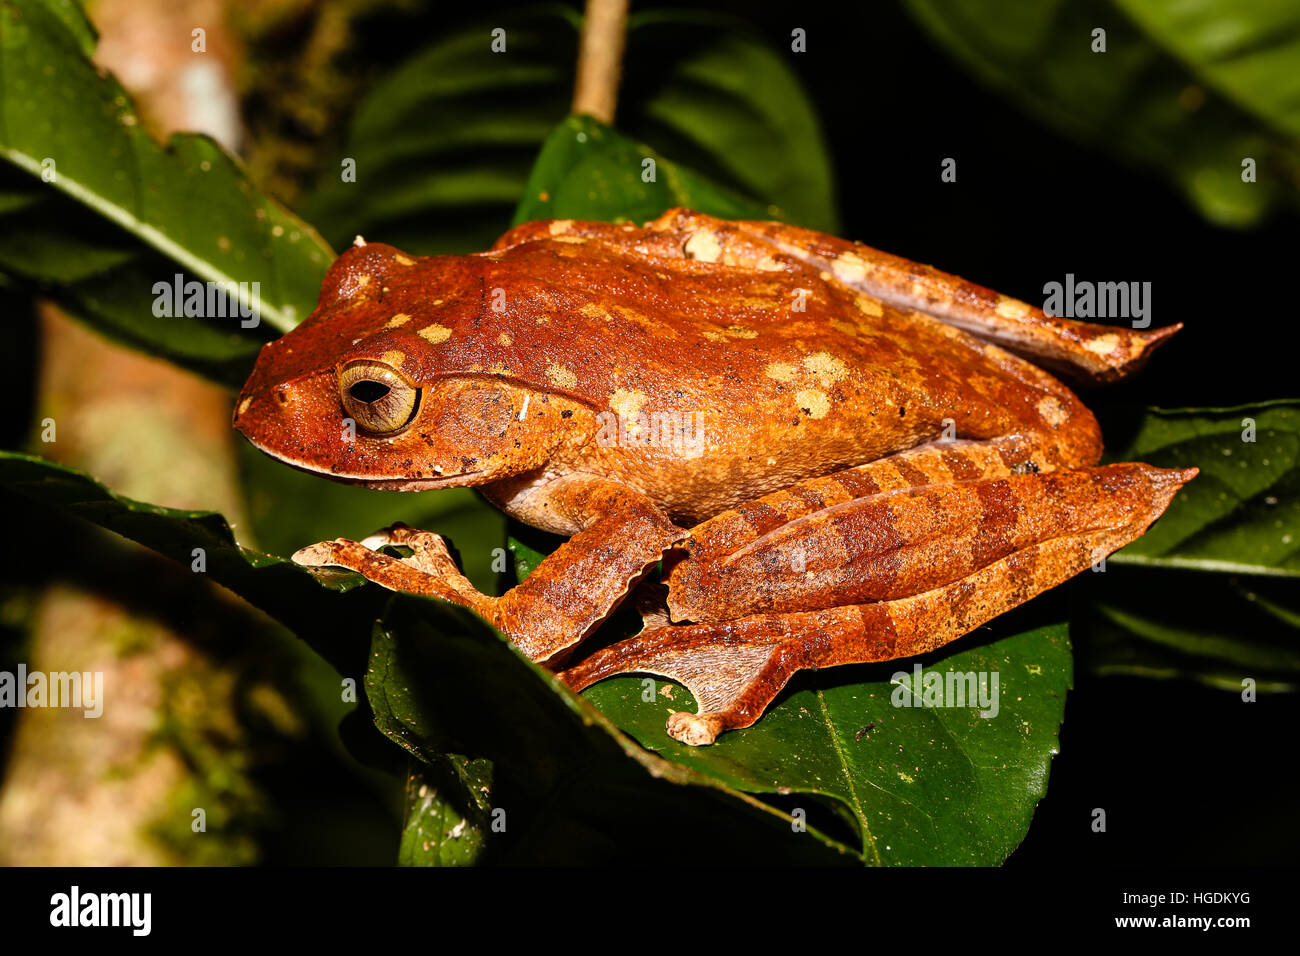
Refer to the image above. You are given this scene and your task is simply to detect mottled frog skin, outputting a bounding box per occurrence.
[235,209,1194,745]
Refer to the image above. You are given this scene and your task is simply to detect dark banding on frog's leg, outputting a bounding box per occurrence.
[561,462,1196,745]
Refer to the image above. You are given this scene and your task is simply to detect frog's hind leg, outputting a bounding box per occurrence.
[640,208,1178,384]
[560,462,1195,745]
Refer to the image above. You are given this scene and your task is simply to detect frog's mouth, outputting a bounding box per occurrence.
[239,434,483,491]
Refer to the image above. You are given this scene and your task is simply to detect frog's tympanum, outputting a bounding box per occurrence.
[235,209,1195,745]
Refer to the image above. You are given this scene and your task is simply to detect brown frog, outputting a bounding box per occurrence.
[234,208,1194,745]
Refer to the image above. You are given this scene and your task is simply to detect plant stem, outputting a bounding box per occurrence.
[571,0,629,123]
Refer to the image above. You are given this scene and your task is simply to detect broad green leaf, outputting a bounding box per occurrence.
[621,10,837,231]
[367,595,856,863]
[1107,401,1299,575]
[0,0,333,387]
[300,8,835,255]
[583,623,1071,865]
[298,6,577,256]
[902,0,1300,227]
[1079,401,1300,688]
[1076,569,1300,690]
[513,114,773,224]
[1114,0,1300,139]
[397,757,493,867]
[0,451,379,673]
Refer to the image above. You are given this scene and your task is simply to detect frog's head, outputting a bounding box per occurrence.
[233,241,577,490]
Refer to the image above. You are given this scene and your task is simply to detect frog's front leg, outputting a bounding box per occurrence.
[561,460,1195,745]
[293,475,684,664]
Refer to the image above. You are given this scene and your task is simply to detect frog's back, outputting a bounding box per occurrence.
[278,233,1098,519]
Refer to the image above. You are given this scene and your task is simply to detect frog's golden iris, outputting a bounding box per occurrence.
[337,360,420,436]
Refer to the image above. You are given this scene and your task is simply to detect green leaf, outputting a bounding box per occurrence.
[620,10,837,231]
[1107,401,1299,575]
[584,622,1071,865]
[397,757,493,866]
[0,451,380,673]
[1113,0,1300,139]
[0,0,334,386]
[902,0,1300,227]
[367,595,856,863]
[300,7,836,254]
[1077,401,1300,689]
[298,6,578,256]
[513,114,774,224]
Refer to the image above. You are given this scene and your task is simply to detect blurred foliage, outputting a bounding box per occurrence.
[903,0,1300,227]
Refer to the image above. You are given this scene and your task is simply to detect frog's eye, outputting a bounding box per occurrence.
[337,360,421,435]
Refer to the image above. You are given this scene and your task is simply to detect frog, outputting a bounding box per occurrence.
[234,208,1195,746]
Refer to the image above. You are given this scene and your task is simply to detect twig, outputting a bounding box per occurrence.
[571,0,629,123]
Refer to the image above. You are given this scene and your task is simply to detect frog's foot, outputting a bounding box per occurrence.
[559,611,839,746]
[292,524,493,615]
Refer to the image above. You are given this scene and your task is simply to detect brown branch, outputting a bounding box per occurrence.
[571,0,629,123]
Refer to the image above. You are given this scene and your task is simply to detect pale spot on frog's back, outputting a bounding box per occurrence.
[417,323,452,344]
[683,230,722,263]
[498,332,513,347]
[765,361,798,383]
[703,325,759,342]
[356,275,371,287]
[995,296,1030,319]
[610,389,648,420]
[394,254,416,266]
[237,396,252,415]
[854,294,883,317]
[1037,395,1069,427]
[546,364,577,388]
[385,312,412,329]
[830,252,868,285]
[803,351,848,386]
[1084,333,1121,356]
[796,389,831,419]
[548,219,574,236]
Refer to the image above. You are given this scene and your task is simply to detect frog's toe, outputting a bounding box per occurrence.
[359,522,424,549]
[666,711,725,747]
[292,540,343,566]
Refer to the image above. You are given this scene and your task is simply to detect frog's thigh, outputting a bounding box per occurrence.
[681,437,1037,571]
[721,214,1177,384]
[672,463,1179,623]
[564,462,1194,745]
